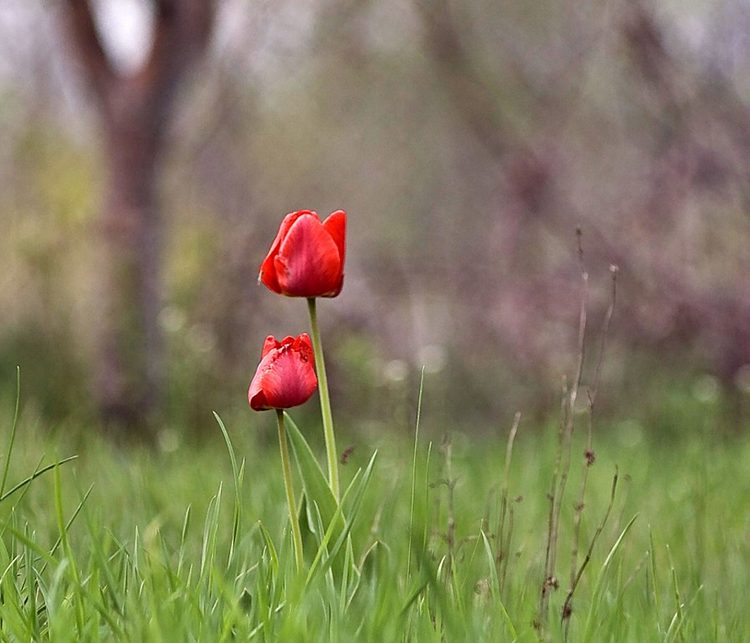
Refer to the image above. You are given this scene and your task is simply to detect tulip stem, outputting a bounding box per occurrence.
[276,409,304,572]
[307,297,340,499]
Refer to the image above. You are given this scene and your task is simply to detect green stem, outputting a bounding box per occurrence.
[276,409,304,572]
[307,297,340,499]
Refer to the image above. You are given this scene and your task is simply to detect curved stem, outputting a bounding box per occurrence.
[306,297,340,499]
[276,409,304,572]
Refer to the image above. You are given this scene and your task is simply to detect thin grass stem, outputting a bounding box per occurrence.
[497,411,521,594]
[407,367,425,579]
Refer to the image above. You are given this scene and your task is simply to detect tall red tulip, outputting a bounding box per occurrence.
[259,210,346,298]
[248,334,317,411]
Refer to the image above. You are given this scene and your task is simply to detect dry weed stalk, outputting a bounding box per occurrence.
[536,230,619,638]
[566,265,619,626]
[496,411,522,594]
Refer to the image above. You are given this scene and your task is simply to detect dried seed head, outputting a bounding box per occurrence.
[340,445,355,465]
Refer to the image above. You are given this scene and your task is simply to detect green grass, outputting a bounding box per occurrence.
[0,403,748,641]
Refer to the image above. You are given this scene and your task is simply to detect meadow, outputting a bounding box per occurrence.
[0,382,747,642]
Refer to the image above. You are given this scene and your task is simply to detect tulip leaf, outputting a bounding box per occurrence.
[284,413,342,539]
[305,469,360,585]
[313,450,378,582]
[296,492,317,554]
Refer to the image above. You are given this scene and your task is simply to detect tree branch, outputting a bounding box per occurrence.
[65,0,115,107]
[137,0,217,115]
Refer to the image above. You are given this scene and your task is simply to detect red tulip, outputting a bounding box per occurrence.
[259,210,346,298]
[248,334,318,411]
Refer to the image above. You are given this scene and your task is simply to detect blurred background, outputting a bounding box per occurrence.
[1,0,749,444]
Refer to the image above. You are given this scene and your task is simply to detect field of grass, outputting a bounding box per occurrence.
[0,395,748,641]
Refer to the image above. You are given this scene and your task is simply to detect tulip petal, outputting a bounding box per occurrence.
[248,353,274,410]
[293,333,314,358]
[260,335,280,359]
[259,210,318,294]
[248,388,268,410]
[275,214,343,297]
[322,210,346,296]
[322,210,346,267]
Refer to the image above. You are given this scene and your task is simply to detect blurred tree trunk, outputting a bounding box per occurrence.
[64,0,215,436]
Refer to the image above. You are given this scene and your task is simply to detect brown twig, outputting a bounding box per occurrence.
[539,376,569,631]
[562,468,619,633]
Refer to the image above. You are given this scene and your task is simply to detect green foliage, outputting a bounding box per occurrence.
[0,391,747,641]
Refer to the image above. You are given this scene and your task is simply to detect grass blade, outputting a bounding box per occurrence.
[407,367,425,579]
[0,456,79,504]
[0,366,21,498]
[480,529,517,640]
[583,514,638,642]
[214,412,243,568]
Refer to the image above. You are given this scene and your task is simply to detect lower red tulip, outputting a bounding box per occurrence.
[248,334,318,411]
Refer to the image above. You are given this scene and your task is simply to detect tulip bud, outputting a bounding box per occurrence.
[248,334,318,411]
